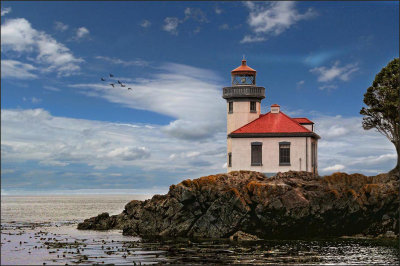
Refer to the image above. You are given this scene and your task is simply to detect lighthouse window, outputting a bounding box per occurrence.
[228,102,233,113]
[250,101,256,112]
[228,152,232,167]
[279,142,290,165]
[251,142,262,166]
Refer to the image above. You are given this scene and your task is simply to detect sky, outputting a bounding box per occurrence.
[1,1,399,195]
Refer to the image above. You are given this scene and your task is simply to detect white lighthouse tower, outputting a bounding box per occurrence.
[222,59,266,170]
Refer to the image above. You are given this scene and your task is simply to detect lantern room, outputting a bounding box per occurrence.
[231,59,256,86]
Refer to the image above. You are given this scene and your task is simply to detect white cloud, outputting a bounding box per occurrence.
[1,7,11,16]
[163,17,180,35]
[219,24,229,30]
[184,7,208,22]
[140,20,151,28]
[240,35,266,44]
[1,108,227,173]
[318,84,337,91]
[69,62,226,141]
[184,7,191,17]
[215,6,222,14]
[310,61,359,82]
[348,153,397,168]
[106,147,150,161]
[1,18,83,77]
[54,21,69,32]
[1,59,38,79]
[314,115,397,175]
[95,56,148,67]
[1,18,36,52]
[31,97,41,104]
[39,160,69,167]
[186,151,200,158]
[23,97,42,104]
[168,151,202,161]
[75,27,90,39]
[322,164,345,172]
[296,80,305,87]
[44,86,61,92]
[242,2,315,43]
[163,8,207,35]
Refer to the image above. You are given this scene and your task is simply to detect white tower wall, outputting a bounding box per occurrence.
[227,101,260,134]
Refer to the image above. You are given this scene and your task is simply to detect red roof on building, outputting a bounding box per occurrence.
[271,104,280,107]
[232,111,312,134]
[292,117,314,124]
[231,59,256,74]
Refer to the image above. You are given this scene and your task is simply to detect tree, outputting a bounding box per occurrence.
[360,58,400,172]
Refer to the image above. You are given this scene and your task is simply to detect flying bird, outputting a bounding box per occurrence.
[110,83,115,87]
[101,78,106,81]
[128,88,132,90]
[109,73,114,77]
[121,84,126,87]
[117,80,122,84]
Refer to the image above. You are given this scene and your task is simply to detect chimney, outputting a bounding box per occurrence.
[271,104,280,113]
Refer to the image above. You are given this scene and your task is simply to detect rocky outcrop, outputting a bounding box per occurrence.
[229,231,260,241]
[78,171,399,239]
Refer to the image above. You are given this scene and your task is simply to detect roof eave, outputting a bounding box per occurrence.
[229,132,321,139]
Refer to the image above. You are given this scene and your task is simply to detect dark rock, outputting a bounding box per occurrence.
[77,212,120,230]
[77,171,399,239]
[229,231,260,241]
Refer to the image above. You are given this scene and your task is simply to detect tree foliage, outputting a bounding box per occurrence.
[360,58,400,171]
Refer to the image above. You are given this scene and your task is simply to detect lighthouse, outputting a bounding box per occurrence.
[222,58,266,171]
[222,58,266,134]
[222,59,320,175]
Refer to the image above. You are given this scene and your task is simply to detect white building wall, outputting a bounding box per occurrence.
[301,124,313,131]
[227,101,260,134]
[228,136,318,174]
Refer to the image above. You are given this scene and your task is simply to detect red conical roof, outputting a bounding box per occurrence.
[231,59,256,75]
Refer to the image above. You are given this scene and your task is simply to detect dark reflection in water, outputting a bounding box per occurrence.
[1,223,399,265]
[139,237,399,265]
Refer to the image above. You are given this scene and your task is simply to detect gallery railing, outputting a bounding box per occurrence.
[222,86,265,99]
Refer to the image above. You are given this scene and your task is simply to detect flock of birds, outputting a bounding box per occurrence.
[101,73,132,91]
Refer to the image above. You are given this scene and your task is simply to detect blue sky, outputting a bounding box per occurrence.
[1,1,399,195]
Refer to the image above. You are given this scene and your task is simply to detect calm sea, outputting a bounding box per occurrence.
[1,195,149,224]
[1,195,399,265]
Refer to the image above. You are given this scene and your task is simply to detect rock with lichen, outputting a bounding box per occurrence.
[229,231,260,241]
[78,170,399,239]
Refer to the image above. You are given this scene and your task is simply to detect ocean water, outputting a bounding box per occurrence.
[1,195,149,224]
[1,195,399,265]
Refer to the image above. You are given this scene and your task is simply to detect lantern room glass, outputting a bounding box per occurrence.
[232,74,255,85]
